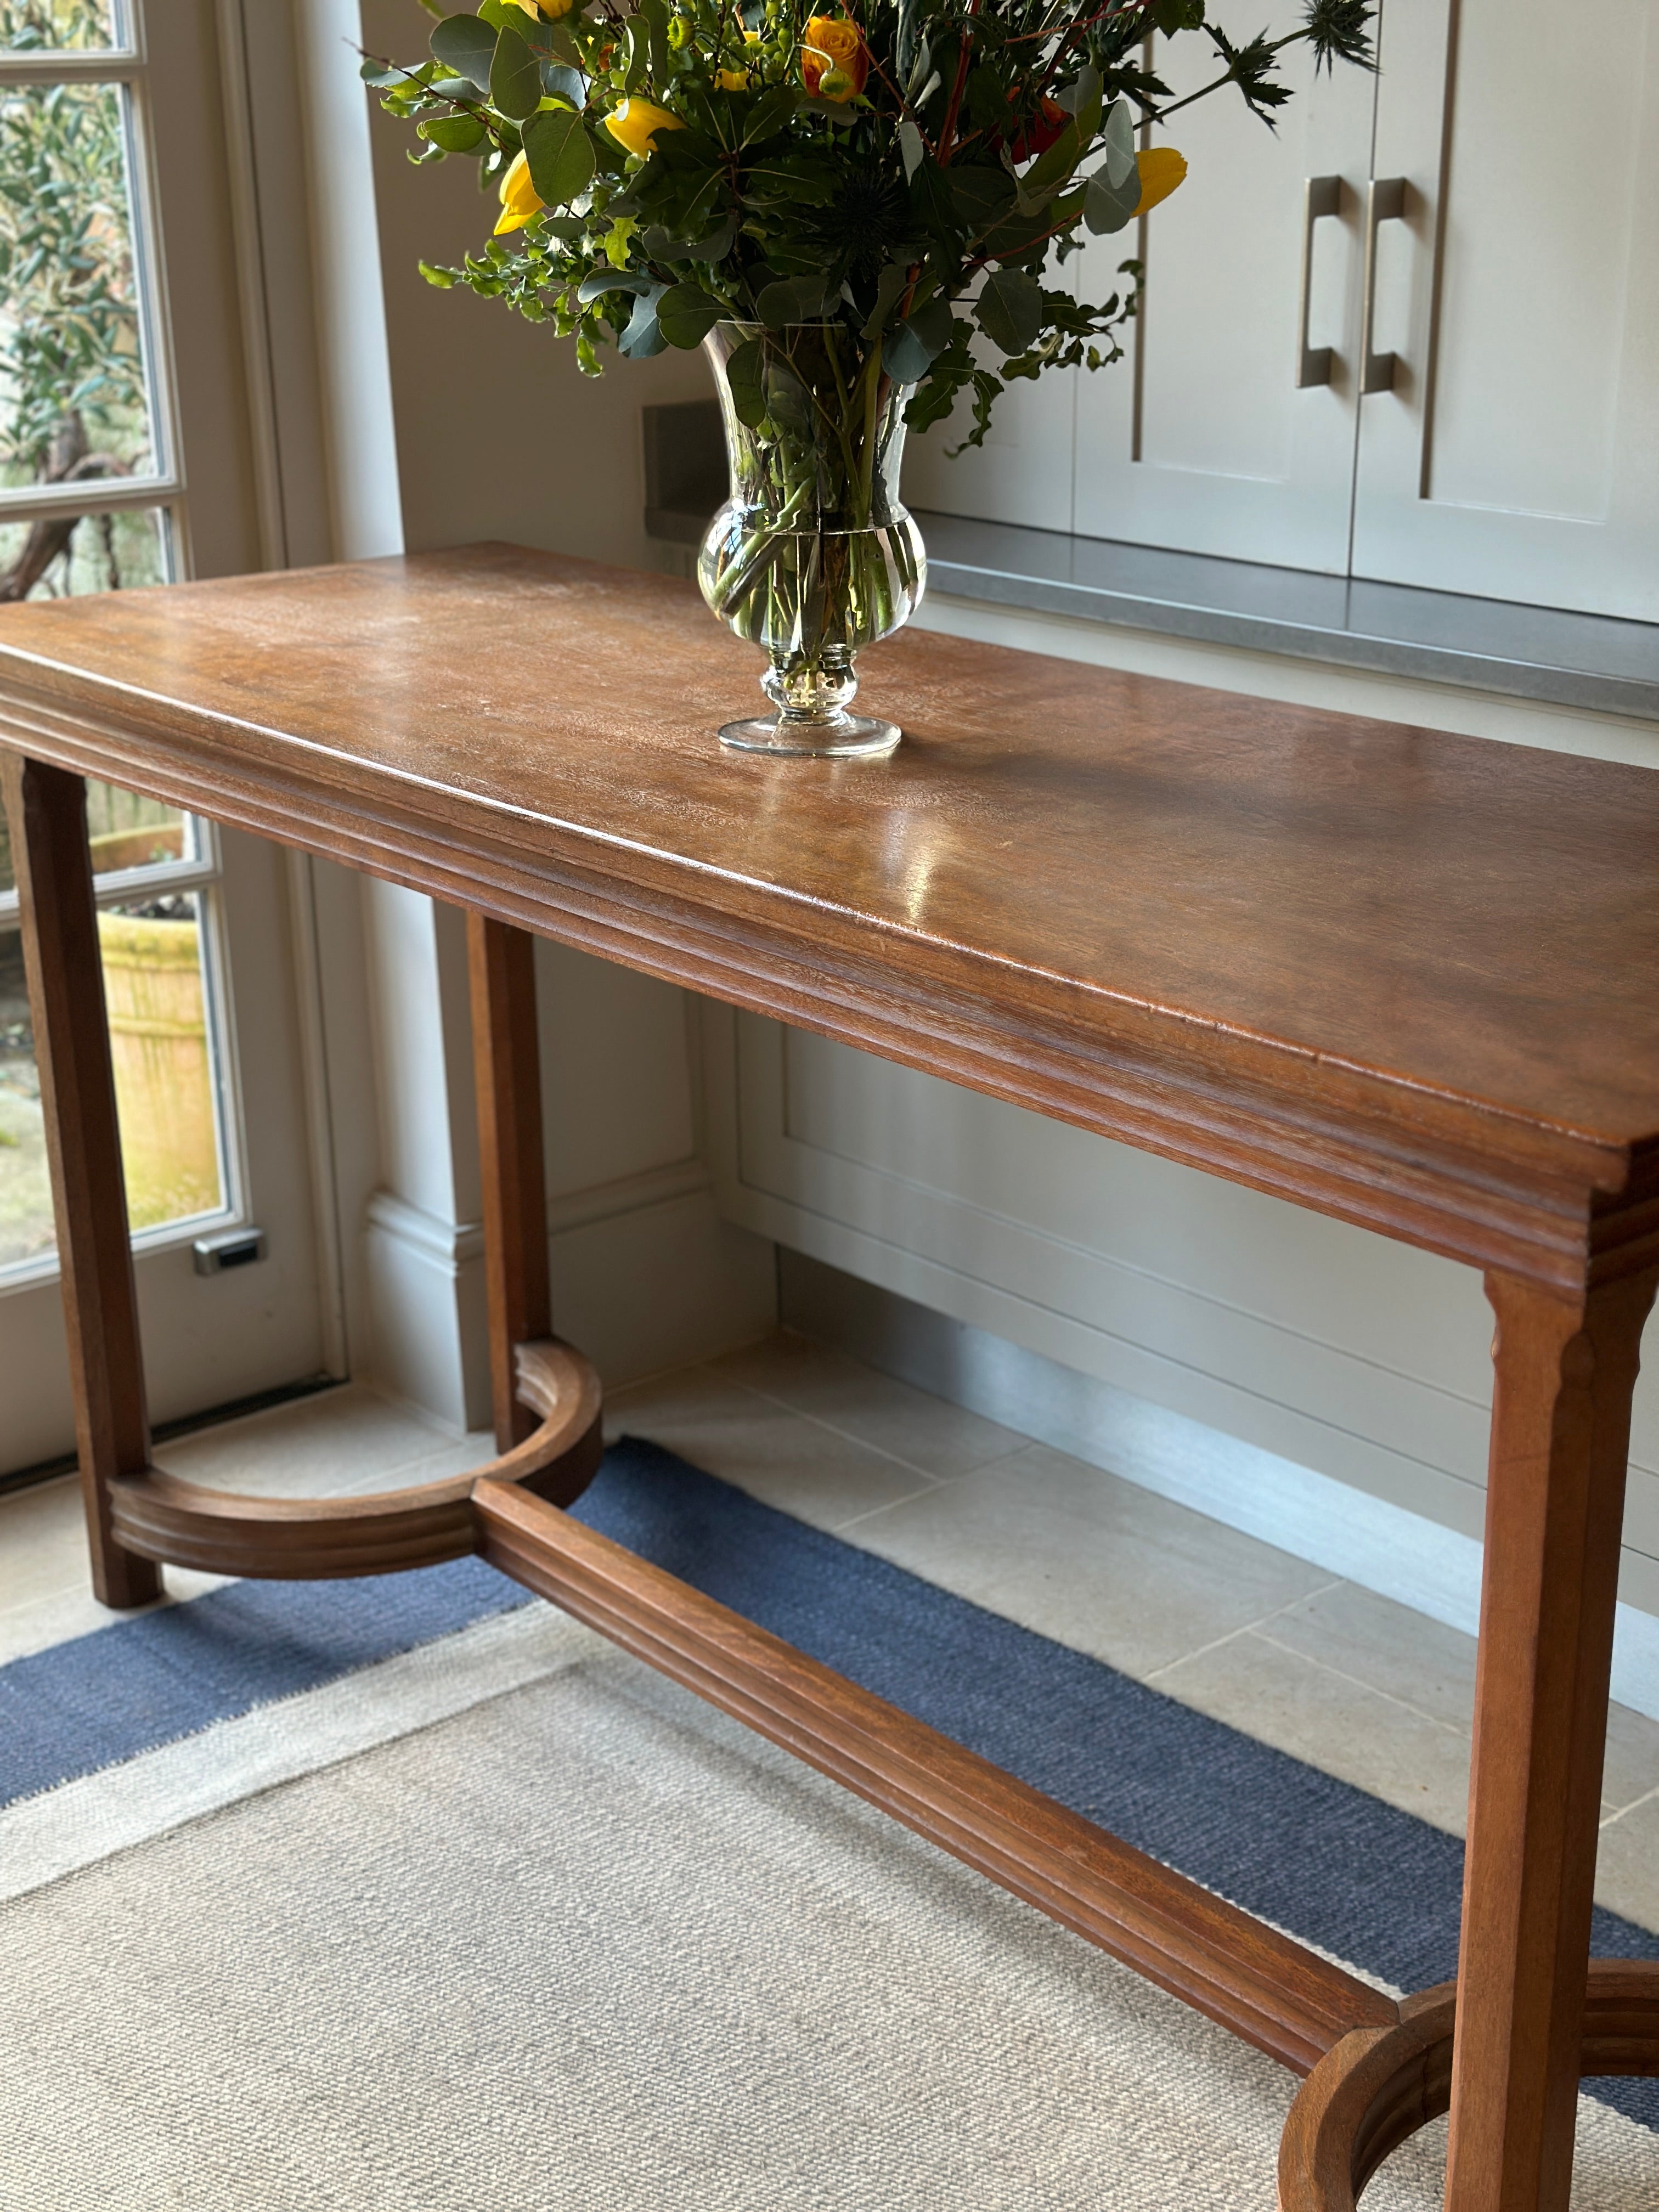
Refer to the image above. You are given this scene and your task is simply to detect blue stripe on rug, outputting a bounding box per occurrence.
[4,1436,1655,2133]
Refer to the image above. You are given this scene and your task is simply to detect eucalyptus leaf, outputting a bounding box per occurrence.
[577,267,651,303]
[883,297,954,383]
[1018,119,1081,207]
[619,285,668,357]
[622,18,647,92]
[640,0,672,81]
[896,0,919,82]
[949,164,1015,232]
[1071,63,1103,146]
[540,62,586,109]
[861,258,913,339]
[1102,98,1136,189]
[523,106,597,207]
[756,274,827,327]
[899,119,924,181]
[641,215,737,262]
[975,266,1043,355]
[419,113,487,153]
[1084,159,1141,235]
[764,359,812,431]
[657,281,725,347]
[490,26,541,120]
[531,15,583,68]
[429,13,495,92]
[724,337,766,427]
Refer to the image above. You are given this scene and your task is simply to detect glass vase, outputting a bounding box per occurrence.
[698,321,927,758]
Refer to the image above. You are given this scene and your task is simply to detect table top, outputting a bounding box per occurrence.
[1,542,1655,1288]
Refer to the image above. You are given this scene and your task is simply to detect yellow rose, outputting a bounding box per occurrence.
[605,98,685,157]
[716,27,763,93]
[1133,146,1187,216]
[493,149,543,236]
[802,14,867,100]
[506,0,575,19]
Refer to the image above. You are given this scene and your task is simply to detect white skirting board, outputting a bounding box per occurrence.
[780,1249,1659,1726]
[365,1170,776,1434]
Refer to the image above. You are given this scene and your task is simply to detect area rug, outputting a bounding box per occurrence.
[2,1440,1655,2211]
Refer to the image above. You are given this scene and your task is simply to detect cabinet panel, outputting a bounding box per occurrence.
[1352,0,1659,618]
[1071,7,1376,573]
[902,356,1078,533]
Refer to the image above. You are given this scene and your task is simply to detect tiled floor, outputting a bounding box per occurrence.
[5,1328,1658,1929]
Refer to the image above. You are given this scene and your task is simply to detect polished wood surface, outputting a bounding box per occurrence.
[475,1476,1396,2076]
[2,755,160,1609]
[0,545,1656,1288]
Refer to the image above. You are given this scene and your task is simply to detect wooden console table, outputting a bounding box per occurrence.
[3,544,1656,2211]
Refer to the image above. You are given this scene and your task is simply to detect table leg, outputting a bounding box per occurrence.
[466,911,552,1451]
[2,754,161,1609]
[1443,1263,1657,2212]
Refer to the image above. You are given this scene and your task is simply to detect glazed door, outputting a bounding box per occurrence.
[0,0,334,1476]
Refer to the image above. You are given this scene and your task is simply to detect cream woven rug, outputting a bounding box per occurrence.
[3,1600,1655,2211]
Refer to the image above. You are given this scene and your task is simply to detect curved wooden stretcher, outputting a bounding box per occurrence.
[5,548,1658,2212]
[104,1340,602,1579]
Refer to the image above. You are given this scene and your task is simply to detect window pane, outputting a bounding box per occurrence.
[0,77,156,507]
[0,502,169,600]
[99,891,223,1230]
[87,780,189,874]
[0,891,225,1272]
[0,766,194,896]
[0,0,119,54]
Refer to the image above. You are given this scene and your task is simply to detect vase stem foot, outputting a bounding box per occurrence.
[718,713,901,759]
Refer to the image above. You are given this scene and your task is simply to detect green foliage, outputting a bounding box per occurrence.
[369,0,1375,448]
[0,0,146,483]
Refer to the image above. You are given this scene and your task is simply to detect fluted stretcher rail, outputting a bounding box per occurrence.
[473,1476,1398,2077]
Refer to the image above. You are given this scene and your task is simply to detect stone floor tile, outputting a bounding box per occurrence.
[832,1442,1335,1680]
[709,1330,1028,1481]
[608,1367,941,1531]
[1594,1792,1659,1934]
[1264,1582,1478,1734]
[1601,1699,1659,1818]
[152,1383,461,1497]
[1154,1626,1475,1837]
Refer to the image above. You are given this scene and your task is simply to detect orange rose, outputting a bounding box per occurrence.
[802,14,867,101]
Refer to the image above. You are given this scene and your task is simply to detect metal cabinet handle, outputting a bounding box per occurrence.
[1361,177,1407,394]
[1295,175,1343,388]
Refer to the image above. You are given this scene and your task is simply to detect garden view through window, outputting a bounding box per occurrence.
[0,0,228,1276]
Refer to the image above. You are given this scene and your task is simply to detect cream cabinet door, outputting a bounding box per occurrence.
[1351,0,1659,619]
[1070,6,1379,573]
[902,350,1081,533]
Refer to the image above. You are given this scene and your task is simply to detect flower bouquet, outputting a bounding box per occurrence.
[372,0,1372,753]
